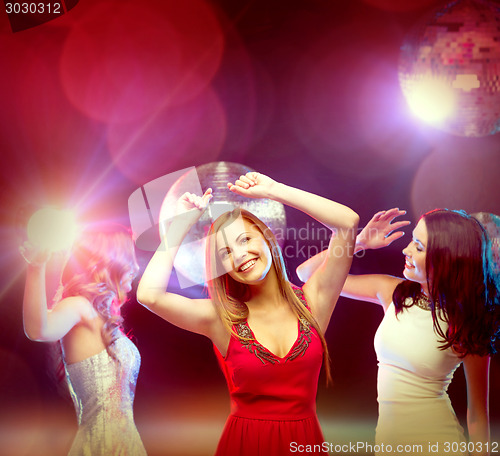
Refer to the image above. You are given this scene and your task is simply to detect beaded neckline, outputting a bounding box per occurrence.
[234,318,312,364]
[233,287,314,364]
[413,294,432,311]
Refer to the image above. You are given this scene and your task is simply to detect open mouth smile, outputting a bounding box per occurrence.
[238,258,257,272]
[405,258,415,269]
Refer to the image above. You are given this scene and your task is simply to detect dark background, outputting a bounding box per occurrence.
[0,1,499,455]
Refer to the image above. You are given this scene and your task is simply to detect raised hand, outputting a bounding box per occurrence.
[356,208,411,251]
[158,188,213,239]
[176,188,213,215]
[227,172,276,199]
[19,241,51,267]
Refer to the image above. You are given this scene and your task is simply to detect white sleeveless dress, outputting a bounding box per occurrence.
[374,301,466,455]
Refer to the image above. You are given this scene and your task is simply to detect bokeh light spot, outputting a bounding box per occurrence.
[60,0,224,124]
[27,207,78,252]
[406,75,455,124]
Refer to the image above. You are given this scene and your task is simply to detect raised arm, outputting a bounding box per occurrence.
[295,208,409,311]
[136,189,224,342]
[297,208,409,282]
[21,244,91,342]
[463,354,490,456]
[228,172,359,332]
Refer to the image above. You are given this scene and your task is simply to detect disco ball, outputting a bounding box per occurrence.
[159,162,287,287]
[399,0,500,137]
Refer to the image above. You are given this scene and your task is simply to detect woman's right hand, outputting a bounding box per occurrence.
[160,188,213,238]
[19,241,51,267]
[176,188,213,215]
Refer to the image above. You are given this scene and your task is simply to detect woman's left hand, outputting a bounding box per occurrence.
[227,172,276,199]
[356,208,410,251]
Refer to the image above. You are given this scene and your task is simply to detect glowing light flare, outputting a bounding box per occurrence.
[404,76,456,125]
[352,59,431,169]
[60,0,224,124]
[288,28,427,178]
[27,208,78,252]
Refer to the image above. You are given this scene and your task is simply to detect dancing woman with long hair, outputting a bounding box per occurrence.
[21,225,147,456]
[297,209,500,456]
[137,171,359,456]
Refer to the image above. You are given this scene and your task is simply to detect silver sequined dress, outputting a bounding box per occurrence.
[64,336,147,456]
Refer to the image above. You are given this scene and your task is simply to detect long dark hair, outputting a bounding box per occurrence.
[394,209,496,357]
[205,208,332,384]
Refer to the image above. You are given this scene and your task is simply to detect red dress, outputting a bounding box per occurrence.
[213,287,325,456]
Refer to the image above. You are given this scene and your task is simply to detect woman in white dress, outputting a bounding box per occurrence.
[21,225,147,456]
[297,208,499,456]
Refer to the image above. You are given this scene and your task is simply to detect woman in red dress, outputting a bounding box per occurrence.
[137,171,359,456]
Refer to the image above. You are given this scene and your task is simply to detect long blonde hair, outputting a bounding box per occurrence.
[56,225,139,360]
[205,208,332,383]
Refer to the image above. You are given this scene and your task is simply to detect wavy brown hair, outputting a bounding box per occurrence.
[205,208,332,384]
[394,209,497,357]
[55,225,139,361]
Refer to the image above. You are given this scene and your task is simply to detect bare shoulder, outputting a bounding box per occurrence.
[50,295,98,321]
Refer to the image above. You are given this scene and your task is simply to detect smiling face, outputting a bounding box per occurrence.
[402,218,428,292]
[216,218,273,285]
